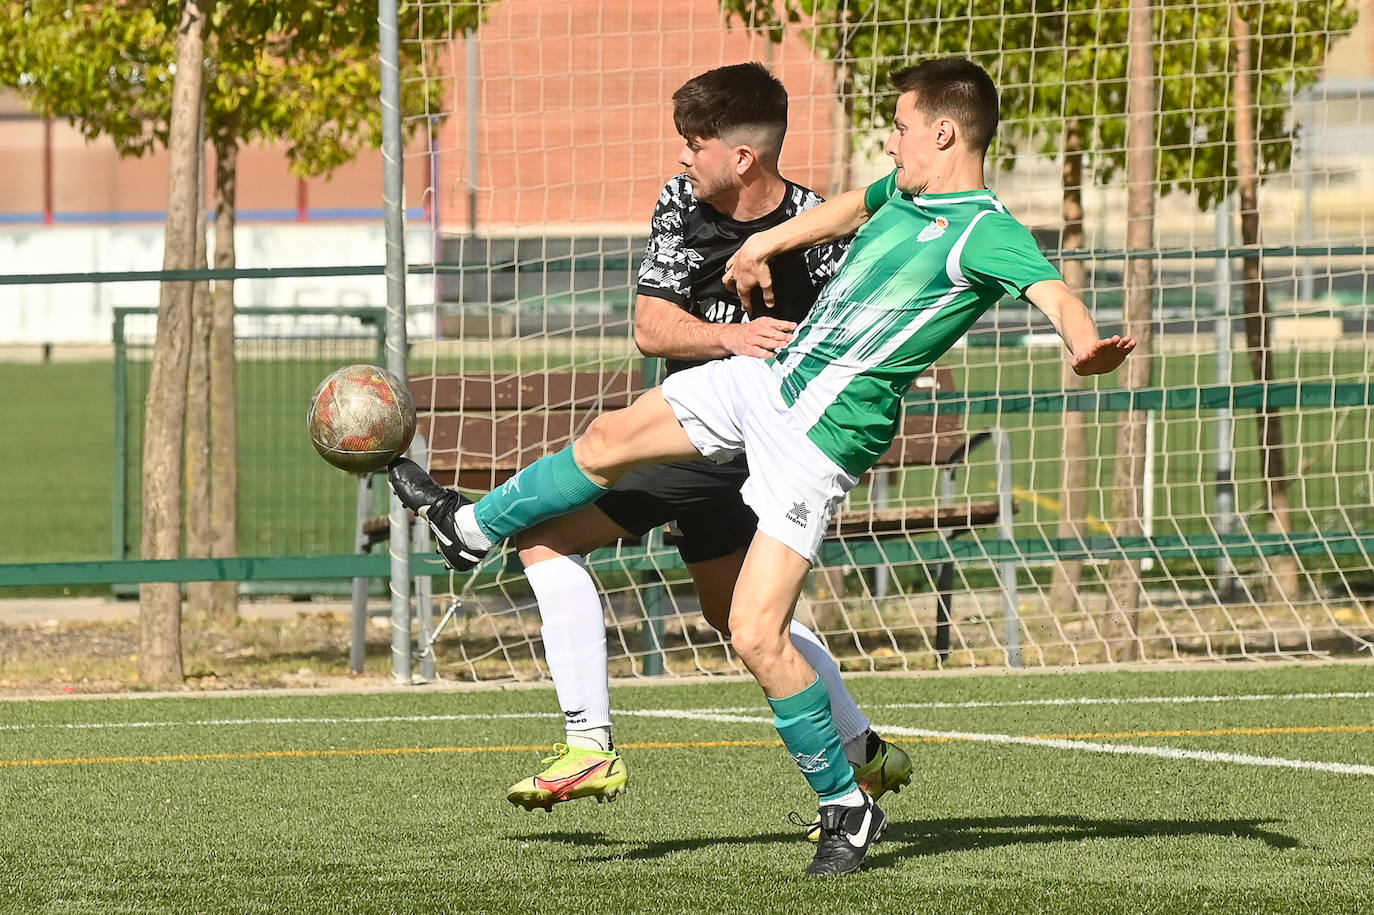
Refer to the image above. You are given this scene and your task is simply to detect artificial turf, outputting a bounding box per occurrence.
[1,662,1371,913]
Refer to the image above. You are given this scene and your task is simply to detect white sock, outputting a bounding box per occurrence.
[525,555,613,742]
[843,730,875,768]
[454,503,494,550]
[789,618,871,745]
[827,786,867,808]
[566,728,613,752]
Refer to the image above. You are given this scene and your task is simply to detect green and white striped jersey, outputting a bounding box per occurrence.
[770,171,1062,476]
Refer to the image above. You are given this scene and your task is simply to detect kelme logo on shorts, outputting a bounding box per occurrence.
[786,502,811,527]
[917,215,949,243]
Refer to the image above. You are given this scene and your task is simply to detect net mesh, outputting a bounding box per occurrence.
[399,0,1374,679]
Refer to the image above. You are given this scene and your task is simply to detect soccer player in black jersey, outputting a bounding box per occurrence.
[490,63,913,825]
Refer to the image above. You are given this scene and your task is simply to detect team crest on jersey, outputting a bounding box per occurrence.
[917,216,949,243]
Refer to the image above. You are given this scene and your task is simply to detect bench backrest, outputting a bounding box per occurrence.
[411,370,644,489]
[410,365,965,490]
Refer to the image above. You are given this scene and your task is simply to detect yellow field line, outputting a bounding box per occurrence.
[1034,724,1374,741]
[2,727,1369,769]
[0,739,782,769]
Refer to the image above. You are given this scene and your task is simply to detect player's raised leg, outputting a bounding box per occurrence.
[389,388,701,571]
[728,533,886,876]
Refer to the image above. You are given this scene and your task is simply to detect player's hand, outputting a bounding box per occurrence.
[1072,335,1137,376]
[720,317,796,359]
[724,236,775,312]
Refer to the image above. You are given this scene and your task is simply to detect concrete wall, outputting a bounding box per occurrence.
[0,225,434,345]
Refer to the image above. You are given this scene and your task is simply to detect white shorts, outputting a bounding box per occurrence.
[660,357,859,563]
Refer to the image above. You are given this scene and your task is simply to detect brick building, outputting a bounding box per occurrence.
[0,0,838,234]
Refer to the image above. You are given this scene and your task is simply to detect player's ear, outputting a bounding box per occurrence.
[934,118,957,150]
[733,143,757,176]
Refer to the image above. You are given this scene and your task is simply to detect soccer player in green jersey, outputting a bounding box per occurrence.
[390,57,1135,876]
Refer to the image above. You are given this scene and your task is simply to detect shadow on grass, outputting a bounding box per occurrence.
[865,815,1299,870]
[512,816,1299,871]
[510,828,804,862]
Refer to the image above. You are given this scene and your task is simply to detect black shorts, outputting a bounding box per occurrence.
[594,456,756,564]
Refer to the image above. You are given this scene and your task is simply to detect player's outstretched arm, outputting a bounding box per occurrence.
[725,187,871,310]
[634,294,797,360]
[1025,279,1137,377]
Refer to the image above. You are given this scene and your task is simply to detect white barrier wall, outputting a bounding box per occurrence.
[0,224,434,344]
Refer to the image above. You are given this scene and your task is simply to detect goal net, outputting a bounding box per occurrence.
[397,0,1374,679]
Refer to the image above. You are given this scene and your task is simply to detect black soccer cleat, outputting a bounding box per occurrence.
[804,793,887,877]
[387,457,489,571]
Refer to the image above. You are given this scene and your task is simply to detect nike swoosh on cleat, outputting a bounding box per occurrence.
[845,807,874,848]
[427,521,454,547]
[532,761,612,796]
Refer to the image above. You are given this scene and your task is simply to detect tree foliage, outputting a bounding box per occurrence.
[719,0,1357,208]
[0,0,488,178]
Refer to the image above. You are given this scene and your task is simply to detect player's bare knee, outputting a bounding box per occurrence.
[695,586,733,635]
[728,619,784,667]
[572,415,621,477]
[514,520,588,567]
[513,535,559,569]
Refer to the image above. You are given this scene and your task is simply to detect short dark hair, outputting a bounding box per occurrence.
[889,58,999,154]
[672,62,788,156]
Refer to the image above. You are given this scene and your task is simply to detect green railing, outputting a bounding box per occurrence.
[5,529,1373,588]
[0,242,1369,287]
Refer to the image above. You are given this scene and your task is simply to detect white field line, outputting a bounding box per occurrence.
[632,709,1374,778]
[672,690,1374,715]
[1,689,1371,734]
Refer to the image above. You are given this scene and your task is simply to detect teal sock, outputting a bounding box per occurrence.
[472,447,608,542]
[768,676,858,803]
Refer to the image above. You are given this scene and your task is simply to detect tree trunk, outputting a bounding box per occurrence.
[826,14,857,197]
[1103,0,1158,662]
[1049,118,1090,621]
[1232,7,1299,603]
[186,155,214,617]
[139,0,209,686]
[208,124,241,622]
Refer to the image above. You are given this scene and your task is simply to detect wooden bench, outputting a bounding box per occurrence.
[358,364,1013,663]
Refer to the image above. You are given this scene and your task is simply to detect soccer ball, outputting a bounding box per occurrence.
[307,364,417,473]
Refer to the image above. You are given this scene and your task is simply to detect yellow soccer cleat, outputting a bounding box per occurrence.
[506,744,628,812]
[853,734,914,800]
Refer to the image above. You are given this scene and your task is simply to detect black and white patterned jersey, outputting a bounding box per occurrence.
[636,173,850,375]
